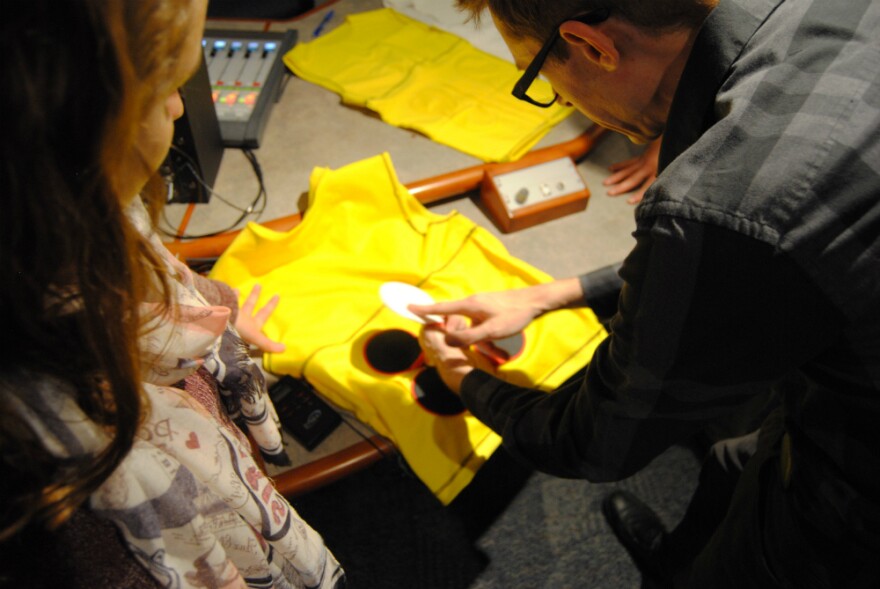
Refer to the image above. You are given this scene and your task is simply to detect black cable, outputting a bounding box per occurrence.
[336,412,395,459]
[160,146,267,240]
[334,403,414,478]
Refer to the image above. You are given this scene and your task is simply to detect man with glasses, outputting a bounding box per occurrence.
[412,0,880,587]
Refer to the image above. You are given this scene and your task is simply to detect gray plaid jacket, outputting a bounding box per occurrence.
[463,0,879,563]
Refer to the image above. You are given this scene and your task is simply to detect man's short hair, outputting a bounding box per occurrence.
[456,0,715,60]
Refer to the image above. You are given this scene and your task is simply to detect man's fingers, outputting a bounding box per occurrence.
[444,315,469,331]
[408,299,476,318]
[444,326,487,348]
[418,324,447,362]
[603,167,633,185]
[606,157,640,173]
[627,187,650,205]
[606,177,642,196]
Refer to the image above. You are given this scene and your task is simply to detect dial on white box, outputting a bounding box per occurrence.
[480,157,590,233]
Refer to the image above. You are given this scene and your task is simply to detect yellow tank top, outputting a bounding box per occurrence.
[210,154,606,503]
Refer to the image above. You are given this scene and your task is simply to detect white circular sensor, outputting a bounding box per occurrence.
[379,282,443,324]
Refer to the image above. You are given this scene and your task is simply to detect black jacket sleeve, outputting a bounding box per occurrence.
[459,218,842,481]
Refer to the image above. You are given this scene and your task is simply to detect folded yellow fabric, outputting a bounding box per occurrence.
[284,8,573,162]
[210,153,606,503]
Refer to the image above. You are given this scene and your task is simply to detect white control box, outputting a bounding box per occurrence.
[489,157,587,214]
[481,156,591,232]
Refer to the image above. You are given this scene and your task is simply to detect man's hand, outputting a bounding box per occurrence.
[234,284,286,353]
[418,316,477,393]
[409,288,545,348]
[603,137,661,205]
[409,279,585,347]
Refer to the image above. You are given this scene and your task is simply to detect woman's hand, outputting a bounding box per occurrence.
[234,284,286,353]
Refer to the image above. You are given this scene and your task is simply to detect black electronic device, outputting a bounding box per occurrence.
[268,375,342,450]
[163,53,224,204]
[203,29,297,148]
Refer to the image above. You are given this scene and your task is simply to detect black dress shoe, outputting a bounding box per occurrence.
[602,490,670,584]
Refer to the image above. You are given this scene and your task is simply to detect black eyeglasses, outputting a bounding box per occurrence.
[512,8,611,108]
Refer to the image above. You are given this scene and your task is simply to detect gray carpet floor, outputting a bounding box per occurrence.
[292,442,702,589]
[469,445,701,589]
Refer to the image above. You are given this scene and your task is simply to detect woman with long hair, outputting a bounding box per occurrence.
[0,1,344,587]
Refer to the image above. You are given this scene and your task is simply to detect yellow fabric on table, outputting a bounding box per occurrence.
[283,8,573,162]
[210,154,606,504]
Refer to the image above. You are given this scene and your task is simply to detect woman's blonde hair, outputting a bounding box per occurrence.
[0,0,198,538]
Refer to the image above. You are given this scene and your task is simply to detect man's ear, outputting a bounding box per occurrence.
[558,20,619,71]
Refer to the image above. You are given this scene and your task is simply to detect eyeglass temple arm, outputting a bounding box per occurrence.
[512,37,558,98]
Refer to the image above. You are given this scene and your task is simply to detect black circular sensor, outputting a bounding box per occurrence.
[364,329,423,374]
[412,368,465,416]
